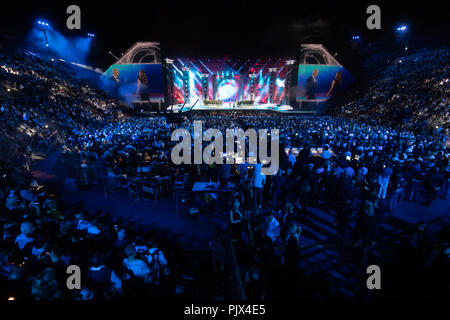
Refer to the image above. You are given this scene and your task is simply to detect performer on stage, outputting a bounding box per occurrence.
[306,69,319,100]
[136,69,155,111]
[111,68,120,84]
[136,69,149,102]
[326,71,342,97]
[110,68,120,97]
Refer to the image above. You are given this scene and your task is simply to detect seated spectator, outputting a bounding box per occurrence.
[123,245,151,281]
[15,222,34,251]
[86,252,122,298]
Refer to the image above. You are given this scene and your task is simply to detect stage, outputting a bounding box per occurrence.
[162,100,328,114]
[130,100,327,115]
[166,102,297,113]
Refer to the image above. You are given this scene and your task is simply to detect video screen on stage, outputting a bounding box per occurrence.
[217,78,238,102]
[102,63,164,102]
[296,65,353,101]
[171,58,288,105]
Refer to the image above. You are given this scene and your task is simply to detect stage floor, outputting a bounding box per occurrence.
[167,102,297,113]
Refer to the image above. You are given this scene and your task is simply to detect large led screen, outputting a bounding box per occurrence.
[296,65,353,101]
[101,63,164,103]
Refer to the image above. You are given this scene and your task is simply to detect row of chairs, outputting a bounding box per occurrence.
[103,174,173,202]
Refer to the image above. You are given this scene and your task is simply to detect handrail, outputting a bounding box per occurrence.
[173,188,246,299]
[226,235,247,300]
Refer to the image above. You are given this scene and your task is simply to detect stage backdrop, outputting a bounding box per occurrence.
[296,65,353,101]
[172,58,288,104]
[101,63,164,103]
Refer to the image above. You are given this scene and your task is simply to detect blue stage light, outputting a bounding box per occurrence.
[352,35,360,40]
[396,25,407,32]
[37,20,49,27]
[276,78,285,88]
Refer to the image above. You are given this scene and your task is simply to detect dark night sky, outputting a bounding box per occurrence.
[1,0,448,70]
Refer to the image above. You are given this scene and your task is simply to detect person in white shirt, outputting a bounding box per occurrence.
[15,221,34,250]
[265,213,281,243]
[288,151,297,168]
[252,164,266,208]
[123,245,152,281]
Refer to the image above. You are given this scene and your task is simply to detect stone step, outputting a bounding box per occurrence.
[304,214,337,236]
[307,206,336,223]
[300,222,331,242]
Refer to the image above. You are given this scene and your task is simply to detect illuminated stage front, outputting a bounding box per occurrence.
[167,102,294,113]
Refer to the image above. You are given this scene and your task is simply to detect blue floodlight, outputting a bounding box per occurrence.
[396,25,408,32]
[37,20,49,27]
[352,35,360,40]
[87,33,95,38]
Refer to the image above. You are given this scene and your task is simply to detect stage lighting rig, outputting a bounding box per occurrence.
[36,20,50,54]
[396,25,409,53]
[37,20,50,27]
[107,51,120,60]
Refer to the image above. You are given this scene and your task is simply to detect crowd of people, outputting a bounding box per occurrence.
[64,111,449,298]
[338,47,449,135]
[0,49,125,172]
[0,46,448,299]
[0,50,175,299]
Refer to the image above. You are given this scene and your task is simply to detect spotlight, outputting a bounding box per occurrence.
[396,25,408,32]
[352,35,360,40]
[36,20,50,27]
[87,33,95,38]
[37,20,49,27]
